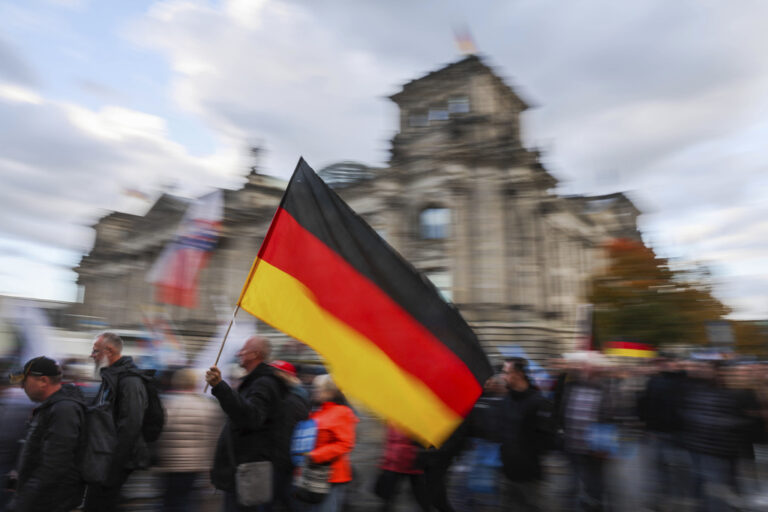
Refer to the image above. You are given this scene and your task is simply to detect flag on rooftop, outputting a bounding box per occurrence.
[238,158,492,447]
[147,190,223,308]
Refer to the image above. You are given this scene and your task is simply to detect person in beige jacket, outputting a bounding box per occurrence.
[155,368,223,511]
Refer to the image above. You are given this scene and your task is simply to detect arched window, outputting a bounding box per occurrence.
[419,207,451,239]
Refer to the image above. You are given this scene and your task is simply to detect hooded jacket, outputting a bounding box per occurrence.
[308,401,357,483]
[15,384,86,512]
[210,363,286,491]
[95,356,150,473]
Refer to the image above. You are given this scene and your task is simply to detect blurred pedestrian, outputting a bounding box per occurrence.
[0,375,32,511]
[155,368,222,512]
[302,374,357,512]
[461,375,506,511]
[373,424,429,511]
[7,356,85,512]
[271,360,310,512]
[637,357,689,509]
[562,361,611,511]
[206,336,286,511]
[680,361,763,512]
[496,357,553,511]
[84,332,152,512]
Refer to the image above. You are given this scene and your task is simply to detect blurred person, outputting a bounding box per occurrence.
[721,363,766,501]
[270,360,310,512]
[495,357,553,511]
[155,368,223,512]
[84,332,152,512]
[206,336,287,512]
[423,421,468,512]
[0,375,33,511]
[303,374,357,512]
[637,357,689,509]
[7,357,85,512]
[561,361,612,511]
[679,361,763,511]
[461,374,507,511]
[373,424,429,512]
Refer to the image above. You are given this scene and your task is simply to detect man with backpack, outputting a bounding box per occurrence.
[84,332,162,512]
[7,356,86,512]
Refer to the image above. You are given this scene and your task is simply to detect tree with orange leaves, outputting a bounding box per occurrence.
[588,238,730,348]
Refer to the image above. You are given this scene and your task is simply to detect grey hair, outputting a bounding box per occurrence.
[99,332,124,354]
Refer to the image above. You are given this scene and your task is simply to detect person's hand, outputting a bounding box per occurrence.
[205,366,223,387]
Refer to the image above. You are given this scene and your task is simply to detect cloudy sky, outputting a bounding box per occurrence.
[1,0,766,319]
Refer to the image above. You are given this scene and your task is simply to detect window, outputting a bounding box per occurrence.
[426,271,453,302]
[419,207,451,239]
[409,112,428,127]
[448,97,470,114]
[428,108,449,122]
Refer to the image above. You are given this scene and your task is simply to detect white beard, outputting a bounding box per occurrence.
[94,356,109,377]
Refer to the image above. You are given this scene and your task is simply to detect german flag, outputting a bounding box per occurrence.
[604,341,657,358]
[238,159,492,446]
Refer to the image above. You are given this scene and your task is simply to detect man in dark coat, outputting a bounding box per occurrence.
[84,332,150,512]
[205,336,286,512]
[637,358,688,507]
[0,379,32,510]
[8,356,85,512]
[680,361,763,512]
[270,360,310,512]
[496,357,553,512]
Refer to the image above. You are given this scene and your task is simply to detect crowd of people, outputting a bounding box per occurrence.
[1,332,768,512]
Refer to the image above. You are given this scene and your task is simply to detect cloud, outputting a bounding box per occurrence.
[0,38,37,86]
[0,80,246,257]
[2,0,766,318]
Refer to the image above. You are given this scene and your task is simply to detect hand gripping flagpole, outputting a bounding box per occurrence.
[204,304,241,393]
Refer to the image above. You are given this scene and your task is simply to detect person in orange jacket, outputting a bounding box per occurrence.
[306,374,358,512]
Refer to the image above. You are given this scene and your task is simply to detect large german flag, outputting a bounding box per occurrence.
[238,159,492,446]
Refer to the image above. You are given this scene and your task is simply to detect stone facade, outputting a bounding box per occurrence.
[74,55,640,363]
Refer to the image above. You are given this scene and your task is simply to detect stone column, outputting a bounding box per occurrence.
[448,180,472,304]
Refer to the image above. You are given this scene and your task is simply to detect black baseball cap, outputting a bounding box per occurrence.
[9,356,62,384]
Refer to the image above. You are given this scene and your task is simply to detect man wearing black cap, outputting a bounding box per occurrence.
[8,356,86,512]
[84,331,150,512]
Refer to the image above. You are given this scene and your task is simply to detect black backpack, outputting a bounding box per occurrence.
[76,402,119,485]
[139,372,165,443]
[113,369,165,443]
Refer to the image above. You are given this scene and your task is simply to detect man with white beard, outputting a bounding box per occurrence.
[84,332,150,512]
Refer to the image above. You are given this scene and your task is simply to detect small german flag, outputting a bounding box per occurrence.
[238,158,492,446]
[604,341,657,358]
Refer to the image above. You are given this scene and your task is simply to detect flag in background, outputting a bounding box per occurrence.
[237,158,492,447]
[453,25,477,55]
[148,190,223,308]
[140,307,187,367]
[604,341,657,358]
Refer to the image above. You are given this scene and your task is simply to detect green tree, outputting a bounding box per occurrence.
[588,238,730,348]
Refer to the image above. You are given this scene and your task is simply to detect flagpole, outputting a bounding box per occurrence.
[204,304,241,393]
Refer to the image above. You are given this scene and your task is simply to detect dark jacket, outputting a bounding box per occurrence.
[277,386,310,469]
[638,370,685,433]
[14,384,86,512]
[95,356,150,473]
[497,387,553,482]
[680,377,762,459]
[210,363,286,491]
